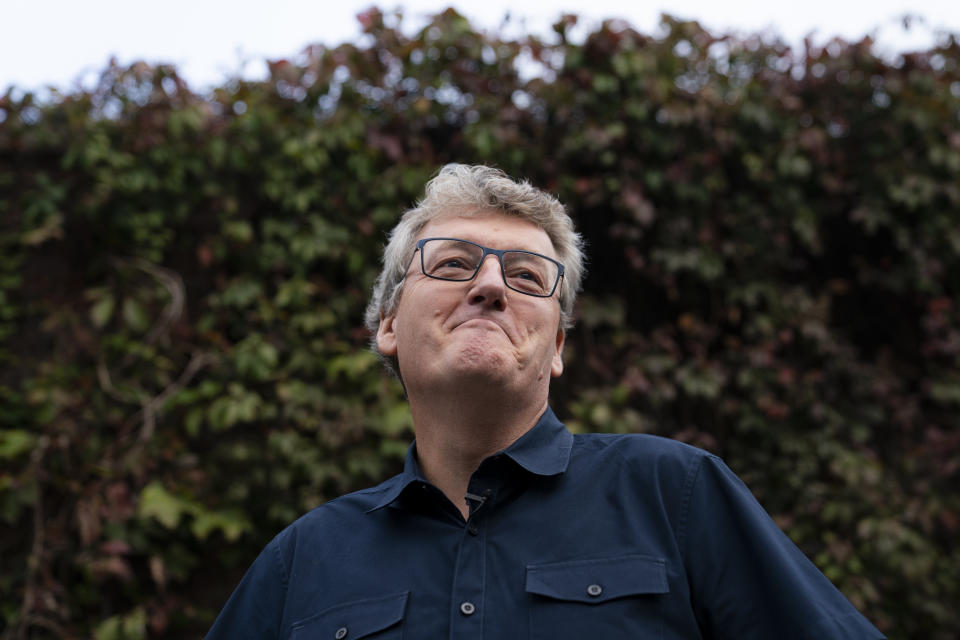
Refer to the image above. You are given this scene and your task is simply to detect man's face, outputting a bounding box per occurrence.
[377,211,565,397]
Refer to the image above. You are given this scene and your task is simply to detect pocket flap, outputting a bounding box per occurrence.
[525,554,668,603]
[291,591,409,639]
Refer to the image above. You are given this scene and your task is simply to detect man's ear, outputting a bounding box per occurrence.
[376,312,398,357]
[550,327,565,378]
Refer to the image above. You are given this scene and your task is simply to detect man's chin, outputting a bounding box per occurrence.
[444,345,518,385]
[450,357,509,381]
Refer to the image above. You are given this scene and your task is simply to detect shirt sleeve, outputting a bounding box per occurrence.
[680,453,885,640]
[206,537,289,640]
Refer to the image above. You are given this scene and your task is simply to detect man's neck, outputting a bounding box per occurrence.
[407,385,548,521]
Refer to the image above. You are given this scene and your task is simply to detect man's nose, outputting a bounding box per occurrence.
[467,255,506,309]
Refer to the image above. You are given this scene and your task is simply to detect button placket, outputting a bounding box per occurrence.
[450,529,485,638]
[451,491,489,638]
[464,485,492,536]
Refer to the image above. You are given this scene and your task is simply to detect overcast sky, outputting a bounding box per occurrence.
[2,0,958,96]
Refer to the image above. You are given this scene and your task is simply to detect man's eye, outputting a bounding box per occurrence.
[428,255,477,276]
[508,269,544,286]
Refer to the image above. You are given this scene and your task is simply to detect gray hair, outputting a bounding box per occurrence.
[364,163,586,378]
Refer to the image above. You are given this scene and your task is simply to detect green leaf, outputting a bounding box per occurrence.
[122,298,150,332]
[93,607,146,640]
[21,213,64,246]
[381,402,413,436]
[929,377,960,405]
[222,220,253,243]
[90,295,115,328]
[191,509,251,542]
[138,482,187,529]
[234,336,279,380]
[0,429,36,459]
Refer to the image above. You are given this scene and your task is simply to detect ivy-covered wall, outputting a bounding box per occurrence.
[1,9,958,639]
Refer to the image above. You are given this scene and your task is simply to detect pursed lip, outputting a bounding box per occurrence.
[451,316,514,342]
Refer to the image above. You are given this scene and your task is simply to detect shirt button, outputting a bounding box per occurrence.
[334,627,348,639]
[586,583,603,597]
[460,601,476,616]
[467,523,479,535]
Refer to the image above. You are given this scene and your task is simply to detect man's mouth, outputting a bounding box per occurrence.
[454,317,512,340]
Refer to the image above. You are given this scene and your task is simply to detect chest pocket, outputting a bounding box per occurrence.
[525,554,669,640]
[290,591,408,640]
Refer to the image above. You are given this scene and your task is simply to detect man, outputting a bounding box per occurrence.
[207,164,885,639]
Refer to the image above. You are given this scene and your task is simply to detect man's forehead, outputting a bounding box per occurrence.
[417,211,556,255]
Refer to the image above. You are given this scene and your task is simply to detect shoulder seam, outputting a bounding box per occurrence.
[314,475,402,507]
[677,452,709,564]
[269,537,289,638]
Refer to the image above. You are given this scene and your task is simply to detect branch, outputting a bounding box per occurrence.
[129,350,218,443]
[13,438,51,640]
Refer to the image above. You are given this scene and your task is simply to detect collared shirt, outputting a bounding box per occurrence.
[207,407,885,639]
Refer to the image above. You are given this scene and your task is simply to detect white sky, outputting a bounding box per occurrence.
[2,0,958,96]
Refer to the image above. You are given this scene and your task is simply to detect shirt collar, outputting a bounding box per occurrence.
[366,406,573,513]
[501,405,573,477]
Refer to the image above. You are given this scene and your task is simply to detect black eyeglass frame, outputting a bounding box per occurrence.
[409,237,565,298]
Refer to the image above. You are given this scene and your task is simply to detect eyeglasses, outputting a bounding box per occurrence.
[410,237,565,298]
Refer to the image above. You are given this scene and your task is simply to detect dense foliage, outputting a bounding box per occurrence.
[1,8,958,639]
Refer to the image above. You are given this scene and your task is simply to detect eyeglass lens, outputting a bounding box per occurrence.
[420,239,559,297]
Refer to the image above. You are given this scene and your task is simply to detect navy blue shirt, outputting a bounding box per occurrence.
[207,408,884,639]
